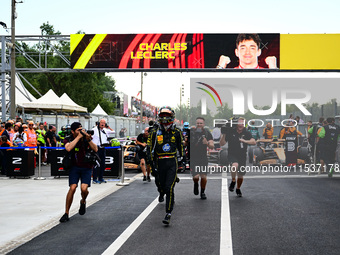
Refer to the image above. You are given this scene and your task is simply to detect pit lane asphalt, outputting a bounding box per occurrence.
[3,167,340,255]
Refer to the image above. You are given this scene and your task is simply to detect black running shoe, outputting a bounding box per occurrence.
[143,175,147,181]
[79,200,86,215]
[59,213,69,223]
[176,177,180,183]
[147,176,151,182]
[194,182,199,195]
[229,181,236,192]
[159,193,164,202]
[162,213,171,225]
[200,193,207,200]
[236,188,242,197]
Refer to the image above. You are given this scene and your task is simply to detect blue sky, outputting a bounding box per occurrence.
[1,0,340,108]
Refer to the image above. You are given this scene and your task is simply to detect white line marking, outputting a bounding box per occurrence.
[220,173,233,255]
[177,174,339,180]
[102,197,159,255]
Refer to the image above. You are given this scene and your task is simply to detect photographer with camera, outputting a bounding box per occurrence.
[220,118,255,197]
[190,117,214,200]
[59,122,98,223]
[91,119,115,184]
[137,127,151,182]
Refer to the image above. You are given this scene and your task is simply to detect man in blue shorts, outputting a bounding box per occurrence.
[59,122,98,223]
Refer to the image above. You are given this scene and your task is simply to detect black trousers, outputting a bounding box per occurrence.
[157,158,177,213]
[93,147,106,181]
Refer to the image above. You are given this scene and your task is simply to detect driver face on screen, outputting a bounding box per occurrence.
[235,39,261,68]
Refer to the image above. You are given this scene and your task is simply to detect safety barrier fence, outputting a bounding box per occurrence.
[0,146,129,186]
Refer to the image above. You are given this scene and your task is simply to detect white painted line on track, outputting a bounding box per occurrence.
[177,175,339,180]
[102,197,159,255]
[220,173,233,255]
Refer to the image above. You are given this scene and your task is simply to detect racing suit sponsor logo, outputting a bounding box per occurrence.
[162,143,171,152]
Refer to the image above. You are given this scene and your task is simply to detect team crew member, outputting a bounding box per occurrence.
[216,33,277,69]
[189,117,214,199]
[317,117,340,177]
[247,121,260,140]
[220,118,255,197]
[136,127,151,182]
[315,120,328,173]
[307,121,316,156]
[263,122,274,139]
[58,126,67,146]
[46,126,57,164]
[279,123,303,139]
[91,119,115,184]
[147,106,183,225]
[59,122,98,223]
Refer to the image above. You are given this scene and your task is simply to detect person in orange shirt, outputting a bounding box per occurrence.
[279,123,303,139]
[263,122,274,139]
[25,121,37,149]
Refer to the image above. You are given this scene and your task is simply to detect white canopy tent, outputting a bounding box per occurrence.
[91,104,108,116]
[18,89,87,112]
[59,93,88,112]
[0,74,36,108]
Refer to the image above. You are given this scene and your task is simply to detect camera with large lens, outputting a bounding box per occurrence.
[80,129,94,136]
[215,117,239,135]
[84,151,100,164]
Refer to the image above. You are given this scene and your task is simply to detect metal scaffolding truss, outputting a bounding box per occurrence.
[0,34,73,120]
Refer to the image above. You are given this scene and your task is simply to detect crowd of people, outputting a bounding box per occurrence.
[0,119,86,175]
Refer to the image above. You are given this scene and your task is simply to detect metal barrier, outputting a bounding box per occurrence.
[116,145,129,186]
[35,146,46,180]
[0,146,127,182]
[0,146,37,178]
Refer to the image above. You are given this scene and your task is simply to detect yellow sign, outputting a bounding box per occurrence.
[281,34,340,70]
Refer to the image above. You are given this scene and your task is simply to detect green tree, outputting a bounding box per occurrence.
[16,23,117,115]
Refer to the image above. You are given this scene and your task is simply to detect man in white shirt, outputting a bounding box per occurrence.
[92,119,115,184]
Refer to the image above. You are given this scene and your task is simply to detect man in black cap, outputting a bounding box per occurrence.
[59,122,98,223]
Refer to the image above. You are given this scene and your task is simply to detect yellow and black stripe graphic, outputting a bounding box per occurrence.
[71,34,107,69]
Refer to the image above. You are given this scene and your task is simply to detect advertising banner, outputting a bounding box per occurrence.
[71,33,280,69]
[71,33,340,70]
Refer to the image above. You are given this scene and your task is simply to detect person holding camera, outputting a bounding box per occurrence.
[190,117,214,199]
[59,122,98,223]
[137,127,151,182]
[220,118,255,197]
[91,119,115,184]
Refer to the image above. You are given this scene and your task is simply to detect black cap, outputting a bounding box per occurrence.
[71,122,82,131]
